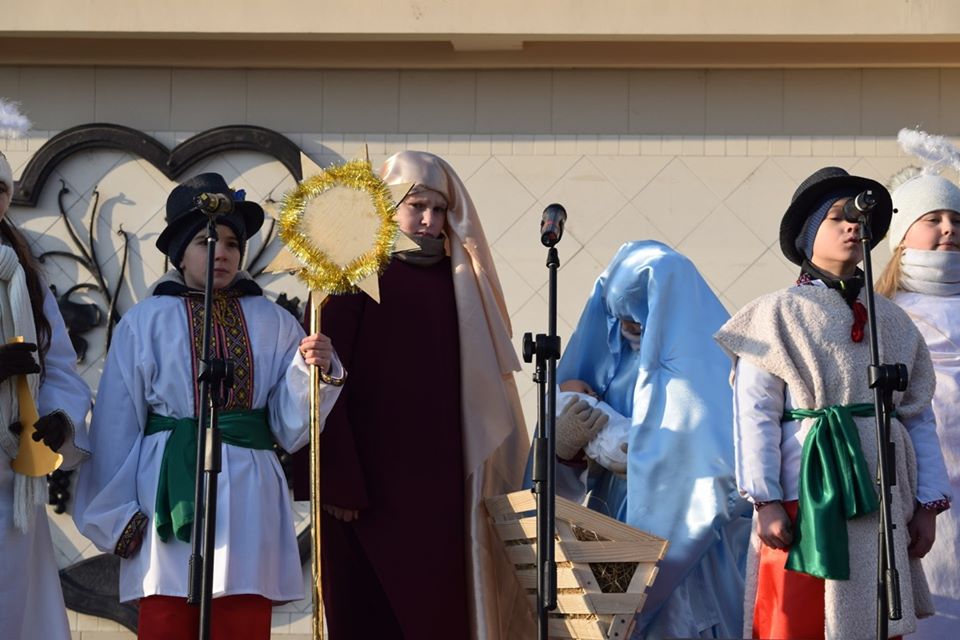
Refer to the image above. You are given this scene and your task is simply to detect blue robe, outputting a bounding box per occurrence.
[555,241,751,639]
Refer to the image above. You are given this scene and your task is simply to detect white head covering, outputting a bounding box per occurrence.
[889,173,960,251]
[380,150,532,639]
[0,152,12,194]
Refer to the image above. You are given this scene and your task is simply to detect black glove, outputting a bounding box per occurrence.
[9,410,70,452]
[0,341,40,384]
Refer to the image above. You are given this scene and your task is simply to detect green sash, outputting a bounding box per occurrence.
[145,409,274,543]
[783,403,879,579]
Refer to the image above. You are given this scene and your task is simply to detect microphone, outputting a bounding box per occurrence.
[194,192,234,215]
[540,203,567,247]
[842,190,876,223]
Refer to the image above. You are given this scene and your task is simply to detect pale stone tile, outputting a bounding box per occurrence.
[682,156,765,201]
[747,137,770,156]
[726,158,799,247]
[584,202,670,268]
[555,135,578,155]
[79,632,136,640]
[876,137,902,157]
[811,137,833,156]
[706,70,783,135]
[629,70,706,134]
[681,137,704,155]
[447,134,471,154]
[678,204,769,292]
[790,136,812,156]
[97,617,120,631]
[272,611,292,632]
[491,246,537,316]
[19,67,96,129]
[783,69,861,135]
[619,135,641,155]
[533,135,556,155]
[322,71,399,133]
[726,136,748,156]
[476,71,552,134]
[171,69,246,131]
[404,133,428,152]
[441,155,489,182]
[540,157,627,245]
[632,158,718,246]
[724,248,798,309]
[426,133,450,155]
[575,135,598,155]
[704,136,725,156]
[469,134,492,156]
[95,67,172,130]
[246,70,323,133]
[770,137,791,156]
[833,136,856,156]
[463,157,536,243]
[597,135,619,155]
[496,155,579,199]
[491,134,513,155]
[77,613,100,631]
[288,611,313,634]
[385,134,408,154]
[588,156,672,201]
[512,134,535,155]
[494,204,580,292]
[660,135,682,156]
[639,135,661,156]
[547,246,606,329]
[399,70,475,133]
[552,70,629,134]
[855,136,878,157]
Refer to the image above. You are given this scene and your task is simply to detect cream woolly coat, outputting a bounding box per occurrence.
[715,285,935,639]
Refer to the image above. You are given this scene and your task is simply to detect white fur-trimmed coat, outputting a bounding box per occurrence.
[715,285,936,639]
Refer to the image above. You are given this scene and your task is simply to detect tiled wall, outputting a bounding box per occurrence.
[2,65,949,638]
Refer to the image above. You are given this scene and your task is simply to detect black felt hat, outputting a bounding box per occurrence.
[156,173,264,260]
[779,166,892,265]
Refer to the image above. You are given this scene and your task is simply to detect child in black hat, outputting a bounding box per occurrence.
[73,172,345,639]
[715,167,950,638]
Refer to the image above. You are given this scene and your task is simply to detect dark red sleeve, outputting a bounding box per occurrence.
[291,293,369,509]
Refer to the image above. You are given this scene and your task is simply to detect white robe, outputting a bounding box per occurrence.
[0,291,91,640]
[73,291,340,603]
[895,291,960,637]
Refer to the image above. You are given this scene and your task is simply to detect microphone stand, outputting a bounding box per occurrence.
[853,204,908,640]
[185,210,235,640]
[524,207,565,640]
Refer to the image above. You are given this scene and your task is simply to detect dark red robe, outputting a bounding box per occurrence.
[315,257,468,639]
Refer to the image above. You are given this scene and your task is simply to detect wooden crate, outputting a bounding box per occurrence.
[485,490,669,640]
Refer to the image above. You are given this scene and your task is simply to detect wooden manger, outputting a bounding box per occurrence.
[485,490,669,640]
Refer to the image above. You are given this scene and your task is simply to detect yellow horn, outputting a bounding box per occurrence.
[9,337,63,477]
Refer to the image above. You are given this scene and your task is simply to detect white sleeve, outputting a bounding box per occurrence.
[266,314,343,454]
[72,318,148,553]
[583,401,630,472]
[733,358,786,503]
[902,404,953,504]
[36,289,92,470]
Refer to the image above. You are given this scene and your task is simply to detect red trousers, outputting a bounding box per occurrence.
[753,501,901,640]
[137,594,272,640]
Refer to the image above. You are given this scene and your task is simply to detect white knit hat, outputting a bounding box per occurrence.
[888,173,960,251]
[0,98,30,195]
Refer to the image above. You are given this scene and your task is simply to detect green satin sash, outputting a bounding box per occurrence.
[145,409,274,543]
[783,403,880,579]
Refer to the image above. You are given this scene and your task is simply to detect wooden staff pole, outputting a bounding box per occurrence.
[309,292,327,640]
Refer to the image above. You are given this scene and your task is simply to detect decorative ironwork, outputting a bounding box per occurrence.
[12,124,303,207]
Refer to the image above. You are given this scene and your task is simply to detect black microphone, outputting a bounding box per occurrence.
[842,190,876,223]
[194,192,234,215]
[540,203,567,247]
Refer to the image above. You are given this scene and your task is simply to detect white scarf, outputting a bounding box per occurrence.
[900,248,960,296]
[0,242,44,532]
